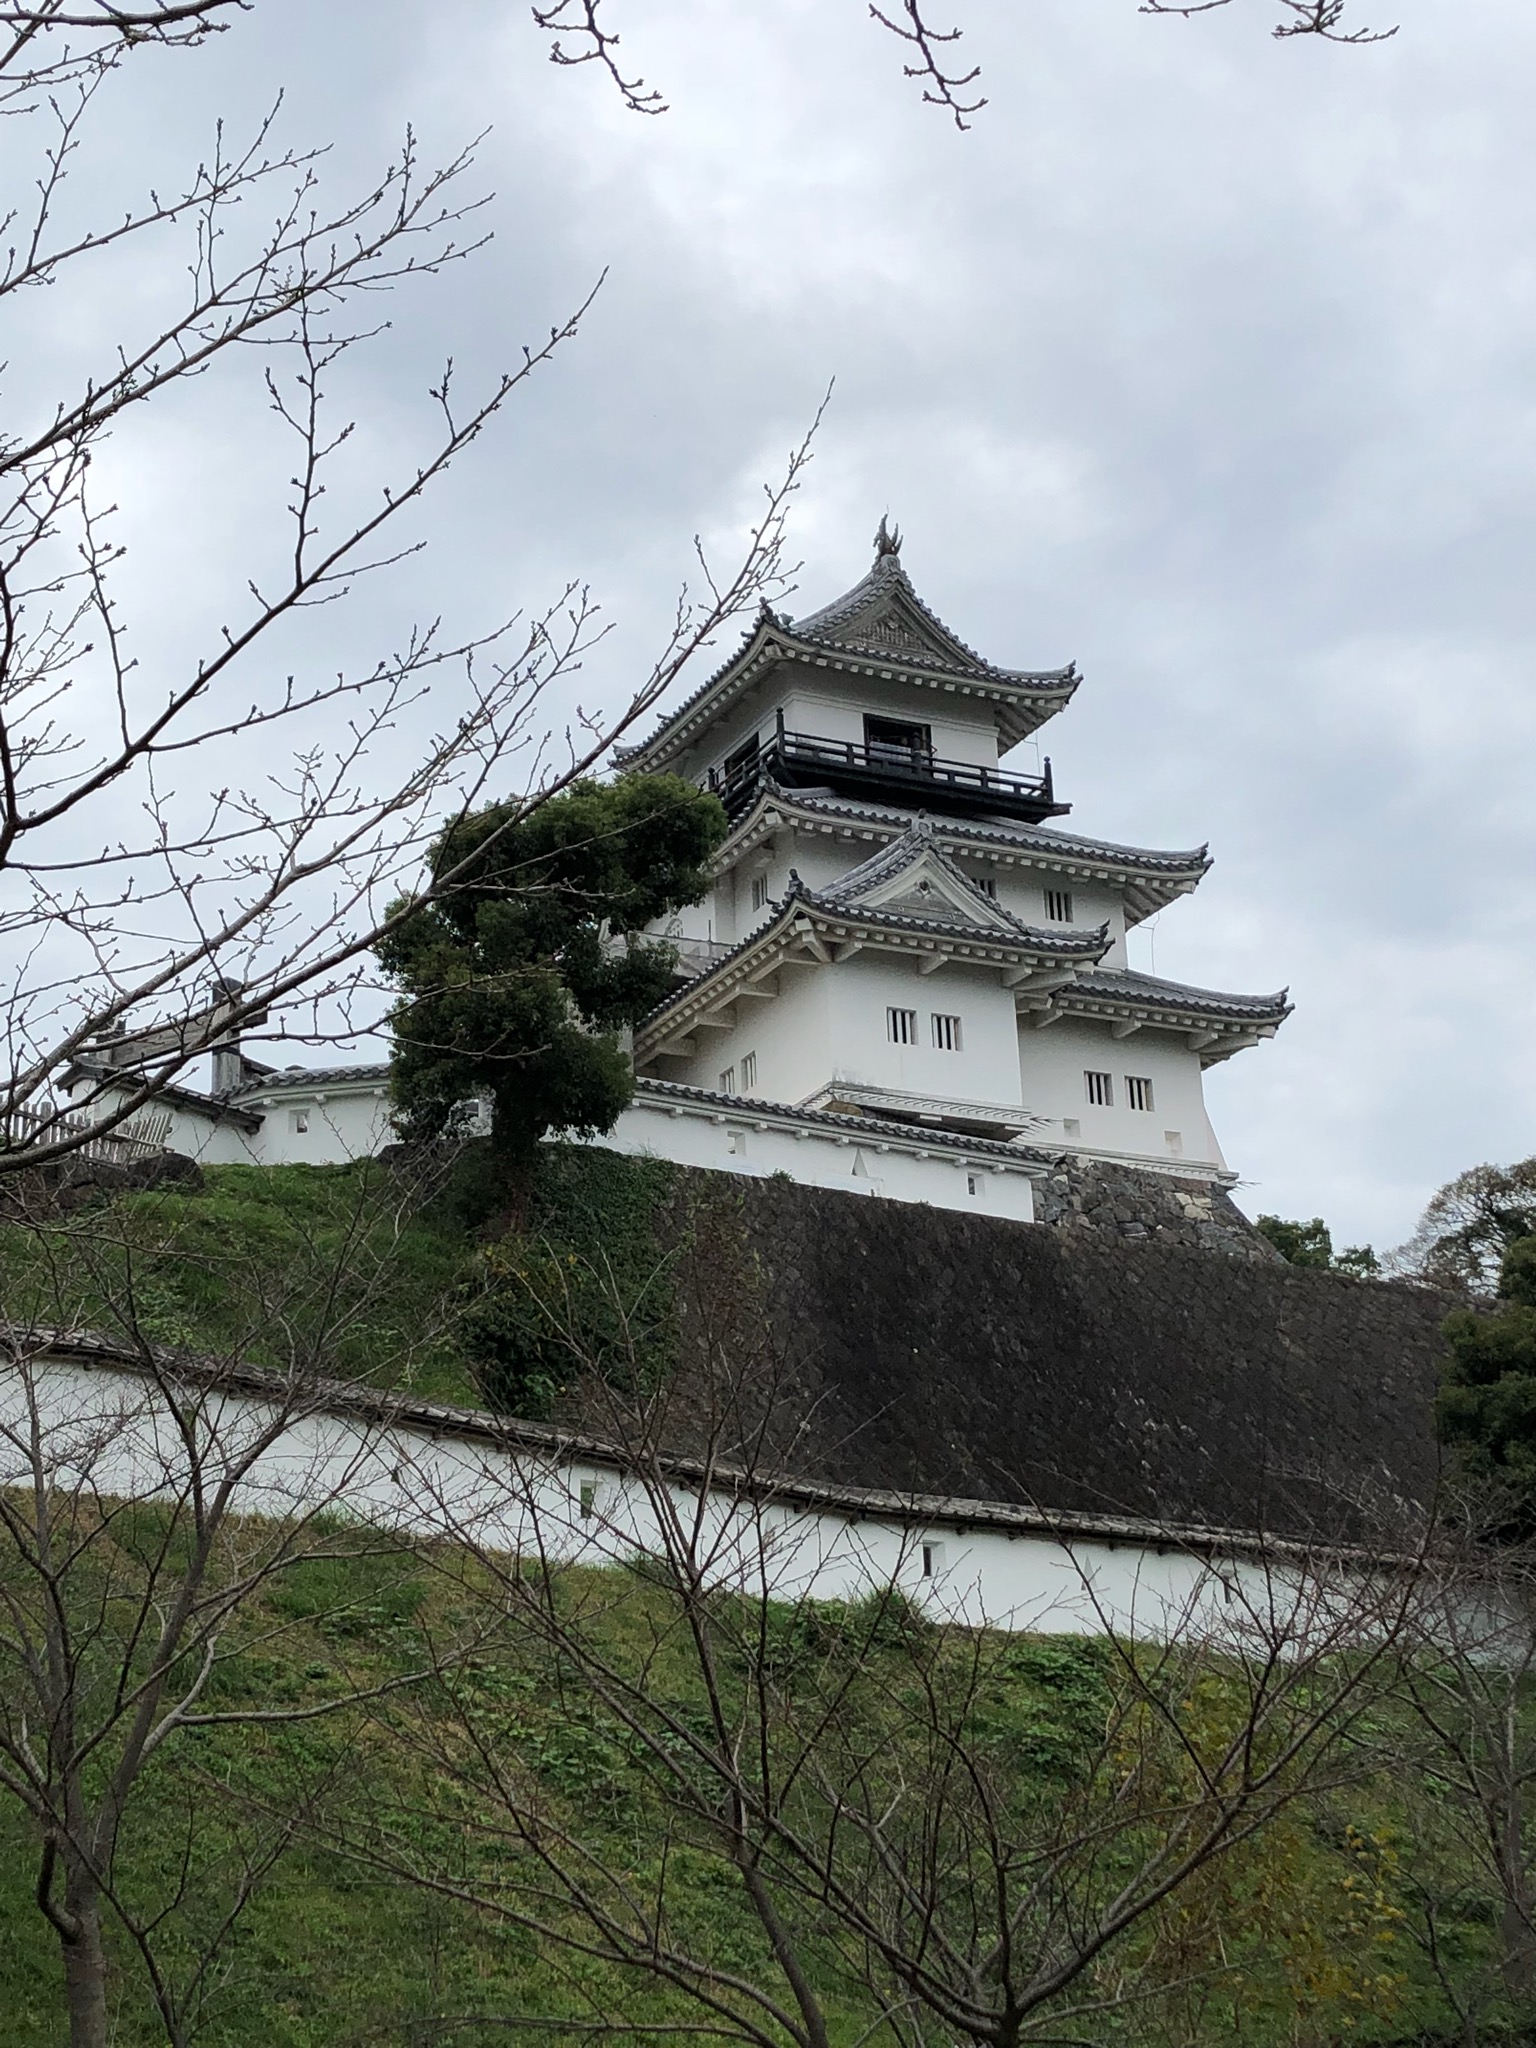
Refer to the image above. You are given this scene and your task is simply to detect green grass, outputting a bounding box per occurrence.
[0,1159,479,1401]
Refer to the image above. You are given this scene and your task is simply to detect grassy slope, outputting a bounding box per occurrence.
[0,1160,1511,2042]
[0,1530,1505,2048]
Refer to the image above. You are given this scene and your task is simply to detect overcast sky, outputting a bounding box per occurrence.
[36,0,1536,1253]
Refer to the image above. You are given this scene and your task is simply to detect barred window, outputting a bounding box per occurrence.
[719,1064,736,1095]
[1045,888,1074,924]
[974,876,997,898]
[888,1007,918,1045]
[740,1051,757,1091]
[1125,1075,1155,1112]
[1084,1070,1113,1108]
[751,875,770,911]
[931,1013,962,1052]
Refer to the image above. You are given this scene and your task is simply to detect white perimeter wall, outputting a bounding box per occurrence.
[7,1353,1322,1643]
[599,1094,1037,1222]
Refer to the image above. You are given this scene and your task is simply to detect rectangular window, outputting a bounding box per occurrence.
[728,1129,748,1156]
[931,1013,962,1052]
[1062,1117,1081,1140]
[887,1006,918,1045]
[921,1541,946,1579]
[719,1064,736,1095]
[1125,1075,1155,1112]
[864,715,932,765]
[750,875,770,911]
[1084,1070,1113,1108]
[1165,1130,1184,1158]
[974,876,997,898]
[578,1481,597,1521]
[740,1051,757,1091]
[1045,888,1074,924]
[289,1108,309,1134]
[966,1173,984,1199]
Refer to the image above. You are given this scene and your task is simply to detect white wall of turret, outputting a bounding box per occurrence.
[1017,1019,1226,1171]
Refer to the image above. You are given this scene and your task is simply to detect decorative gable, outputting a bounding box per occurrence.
[825,822,1026,935]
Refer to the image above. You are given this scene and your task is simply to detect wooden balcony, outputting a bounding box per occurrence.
[707,721,1067,824]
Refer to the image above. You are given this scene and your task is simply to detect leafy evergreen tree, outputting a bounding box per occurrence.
[378,776,726,1207]
[1437,1232,1536,1517]
[1256,1214,1379,1277]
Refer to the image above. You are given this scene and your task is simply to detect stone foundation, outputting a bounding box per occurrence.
[1031,1156,1280,1262]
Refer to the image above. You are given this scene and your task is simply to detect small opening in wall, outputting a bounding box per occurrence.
[966,1173,983,1198]
[1045,888,1074,924]
[1165,1130,1184,1157]
[290,1109,309,1133]
[1063,1118,1081,1141]
[1084,1070,1113,1108]
[974,876,997,898]
[740,1051,757,1091]
[719,1065,736,1095]
[921,1541,945,1579]
[729,1130,748,1157]
[751,875,770,912]
[887,1006,918,1045]
[1126,1075,1155,1113]
[579,1481,597,1521]
[931,1013,962,1052]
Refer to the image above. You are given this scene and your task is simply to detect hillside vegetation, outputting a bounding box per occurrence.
[0,1525,1512,2048]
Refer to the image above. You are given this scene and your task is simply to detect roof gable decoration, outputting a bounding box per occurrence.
[818,818,1030,937]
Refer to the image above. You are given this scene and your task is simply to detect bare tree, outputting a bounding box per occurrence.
[0,1147,482,2048]
[0,3,811,1173]
[337,1201,1427,2048]
[1140,0,1397,42]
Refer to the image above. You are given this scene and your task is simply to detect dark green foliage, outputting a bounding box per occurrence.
[1437,1230,1536,1519]
[1257,1212,1379,1276]
[378,775,726,1181]
[462,1144,678,1417]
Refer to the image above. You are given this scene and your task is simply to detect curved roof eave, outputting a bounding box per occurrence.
[634,888,1112,1049]
[718,785,1212,900]
[614,614,1079,774]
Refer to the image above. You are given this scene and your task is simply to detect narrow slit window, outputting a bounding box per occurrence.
[1045,888,1074,924]
[931,1013,962,1052]
[290,1108,309,1134]
[966,1173,984,1198]
[750,875,770,911]
[578,1481,597,1521]
[1084,1070,1113,1108]
[921,1541,946,1579]
[1125,1075,1155,1112]
[887,1007,918,1045]
[740,1051,757,1091]
[719,1064,736,1095]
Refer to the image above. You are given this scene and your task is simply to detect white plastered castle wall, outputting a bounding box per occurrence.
[232,1082,396,1167]
[11,1348,1347,1641]
[1018,1017,1225,1170]
[650,956,835,1108]
[823,953,1024,1113]
[596,1095,1037,1222]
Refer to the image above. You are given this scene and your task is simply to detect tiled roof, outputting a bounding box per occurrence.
[228,1062,391,1101]
[788,548,1075,688]
[616,547,1078,770]
[1062,968,1291,1025]
[731,784,1210,880]
[632,1077,1053,1164]
[786,871,1109,957]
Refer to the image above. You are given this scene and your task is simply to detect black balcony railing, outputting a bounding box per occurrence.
[707,718,1067,824]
